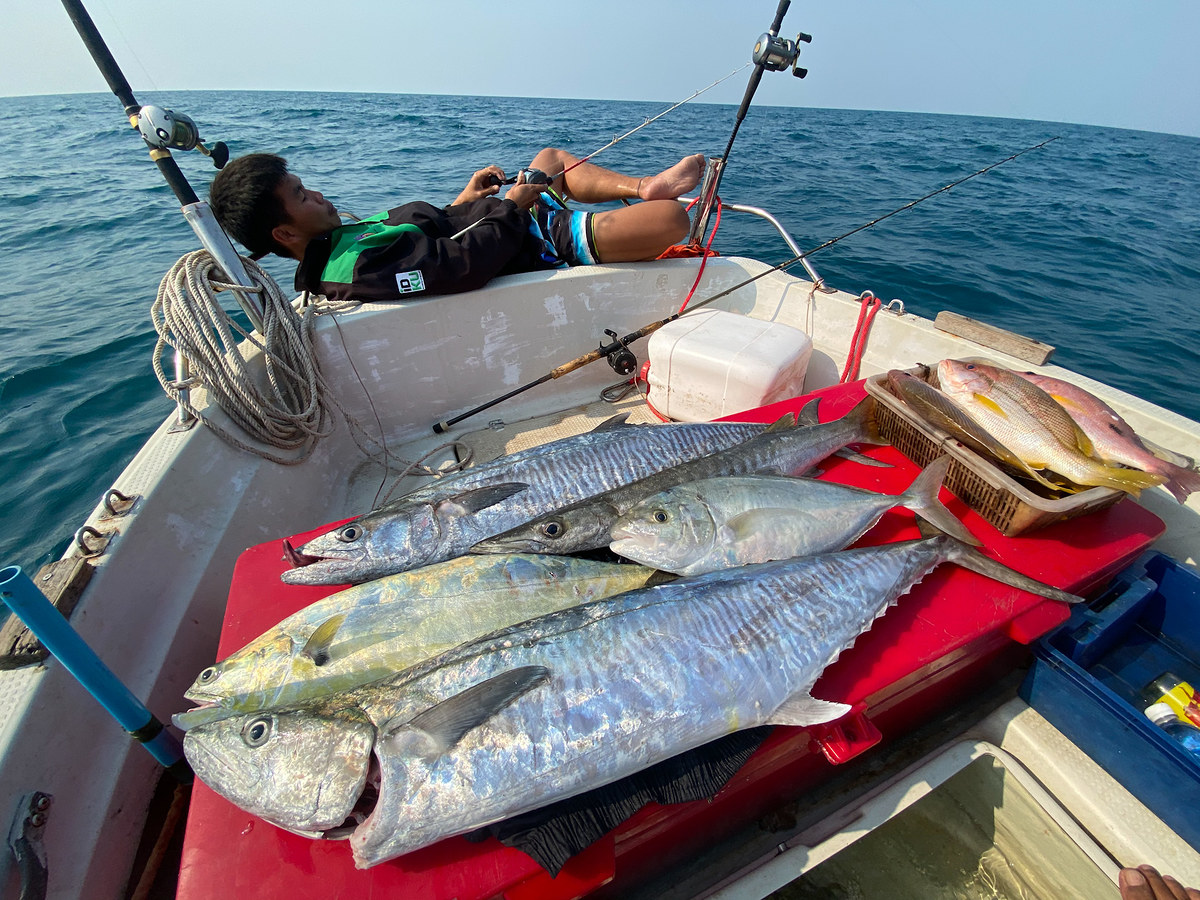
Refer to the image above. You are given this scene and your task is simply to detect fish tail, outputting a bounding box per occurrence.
[937,536,1084,604]
[1079,462,1165,496]
[1161,461,1200,504]
[844,396,883,446]
[901,456,980,546]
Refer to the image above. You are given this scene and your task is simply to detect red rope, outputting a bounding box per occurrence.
[839,291,882,384]
[676,197,721,314]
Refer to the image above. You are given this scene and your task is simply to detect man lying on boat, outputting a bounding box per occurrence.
[208,148,705,303]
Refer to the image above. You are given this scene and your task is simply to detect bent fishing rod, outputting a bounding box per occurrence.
[431,135,1061,434]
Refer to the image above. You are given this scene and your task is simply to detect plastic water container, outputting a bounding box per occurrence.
[646,309,813,422]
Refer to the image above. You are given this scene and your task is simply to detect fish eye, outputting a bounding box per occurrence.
[652,509,669,524]
[242,717,273,748]
[336,524,363,543]
[197,666,218,684]
[541,520,564,538]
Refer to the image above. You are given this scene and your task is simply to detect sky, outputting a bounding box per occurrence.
[3,0,1200,138]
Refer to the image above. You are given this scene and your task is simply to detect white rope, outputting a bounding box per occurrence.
[152,251,333,464]
[151,250,479,487]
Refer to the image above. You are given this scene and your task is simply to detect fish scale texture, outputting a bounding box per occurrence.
[350,540,949,865]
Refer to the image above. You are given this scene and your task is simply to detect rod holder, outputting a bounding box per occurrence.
[0,566,191,782]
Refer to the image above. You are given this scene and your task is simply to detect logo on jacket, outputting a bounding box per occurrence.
[395,270,425,294]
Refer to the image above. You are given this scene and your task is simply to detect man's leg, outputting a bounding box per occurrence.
[529,148,704,204]
[590,202,691,262]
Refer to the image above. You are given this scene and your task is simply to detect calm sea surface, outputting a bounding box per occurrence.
[1,91,1197,573]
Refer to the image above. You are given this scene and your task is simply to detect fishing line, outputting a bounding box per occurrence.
[431,135,1062,433]
[557,64,752,179]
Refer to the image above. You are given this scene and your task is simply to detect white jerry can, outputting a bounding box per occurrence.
[646,309,813,422]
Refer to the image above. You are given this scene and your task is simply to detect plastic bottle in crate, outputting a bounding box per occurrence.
[1145,703,1200,758]
[1141,671,1200,728]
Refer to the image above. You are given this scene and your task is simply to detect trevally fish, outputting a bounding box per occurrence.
[174,554,658,730]
[937,360,1162,495]
[472,397,883,557]
[281,417,768,585]
[1015,370,1200,503]
[609,455,979,575]
[183,534,1081,867]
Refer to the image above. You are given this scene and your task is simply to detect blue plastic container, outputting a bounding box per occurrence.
[1020,550,1200,851]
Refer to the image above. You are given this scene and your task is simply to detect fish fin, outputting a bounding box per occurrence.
[832,446,892,468]
[437,482,529,515]
[592,413,630,431]
[302,614,346,667]
[974,394,1010,418]
[642,568,680,587]
[766,413,799,432]
[768,692,852,727]
[901,456,981,546]
[796,398,821,427]
[725,509,808,544]
[393,666,551,758]
[843,396,884,446]
[915,529,1086,605]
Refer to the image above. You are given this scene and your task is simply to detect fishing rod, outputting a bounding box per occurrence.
[60,0,264,330]
[688,0,811,245]
[431,135,1061,434]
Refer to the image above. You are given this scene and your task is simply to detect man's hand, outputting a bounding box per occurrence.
[452,166,505,206]
[505,171,548,209]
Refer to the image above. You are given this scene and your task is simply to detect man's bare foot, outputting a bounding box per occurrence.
[638,154,705,200]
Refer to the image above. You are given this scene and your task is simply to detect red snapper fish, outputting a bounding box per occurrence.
[1016,371,1200,503]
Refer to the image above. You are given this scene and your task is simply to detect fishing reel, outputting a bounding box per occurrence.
[137,105,230,168]
[752,30,812,78]
[600,329,638,376]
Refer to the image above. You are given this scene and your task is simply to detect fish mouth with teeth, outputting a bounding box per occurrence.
[279,538,367,585]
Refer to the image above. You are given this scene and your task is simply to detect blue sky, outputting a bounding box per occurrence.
[4,0,1199,138]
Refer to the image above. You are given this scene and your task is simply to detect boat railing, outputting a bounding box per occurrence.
[680,197,832,292]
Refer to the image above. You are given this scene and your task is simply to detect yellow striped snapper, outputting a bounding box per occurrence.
[937,359,1163,495]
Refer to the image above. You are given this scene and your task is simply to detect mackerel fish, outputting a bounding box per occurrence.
[182,533,1081,868]
[610,455,979,575]
[174,554,657,730]
[281,416,767,585]
[472,397,882,557]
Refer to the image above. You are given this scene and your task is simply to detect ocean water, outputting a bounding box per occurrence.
[1,91,1198,574]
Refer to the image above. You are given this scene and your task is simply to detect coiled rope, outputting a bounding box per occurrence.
[152,250,331,464]
[151,251,470,486]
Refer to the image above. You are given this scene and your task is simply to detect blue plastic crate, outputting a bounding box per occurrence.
[1020,551,1200,851]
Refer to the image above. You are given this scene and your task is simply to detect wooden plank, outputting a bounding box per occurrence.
[933,311,1055,366]
[0,557,93,669]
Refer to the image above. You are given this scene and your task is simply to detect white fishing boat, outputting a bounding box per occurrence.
[2,4,1198,900]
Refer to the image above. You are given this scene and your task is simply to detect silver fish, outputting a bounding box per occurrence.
[472,397,882,557]
[183,534,1081,868]
[175,554,657,730]
[282,417,767,584]
[609,455,979,575]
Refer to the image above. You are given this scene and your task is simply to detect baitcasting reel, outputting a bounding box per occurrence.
[601,329,638,376]
[752,30,812,78]
[137,105,229,168]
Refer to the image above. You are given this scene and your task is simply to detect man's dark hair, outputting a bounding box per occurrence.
[209,153,291,258]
